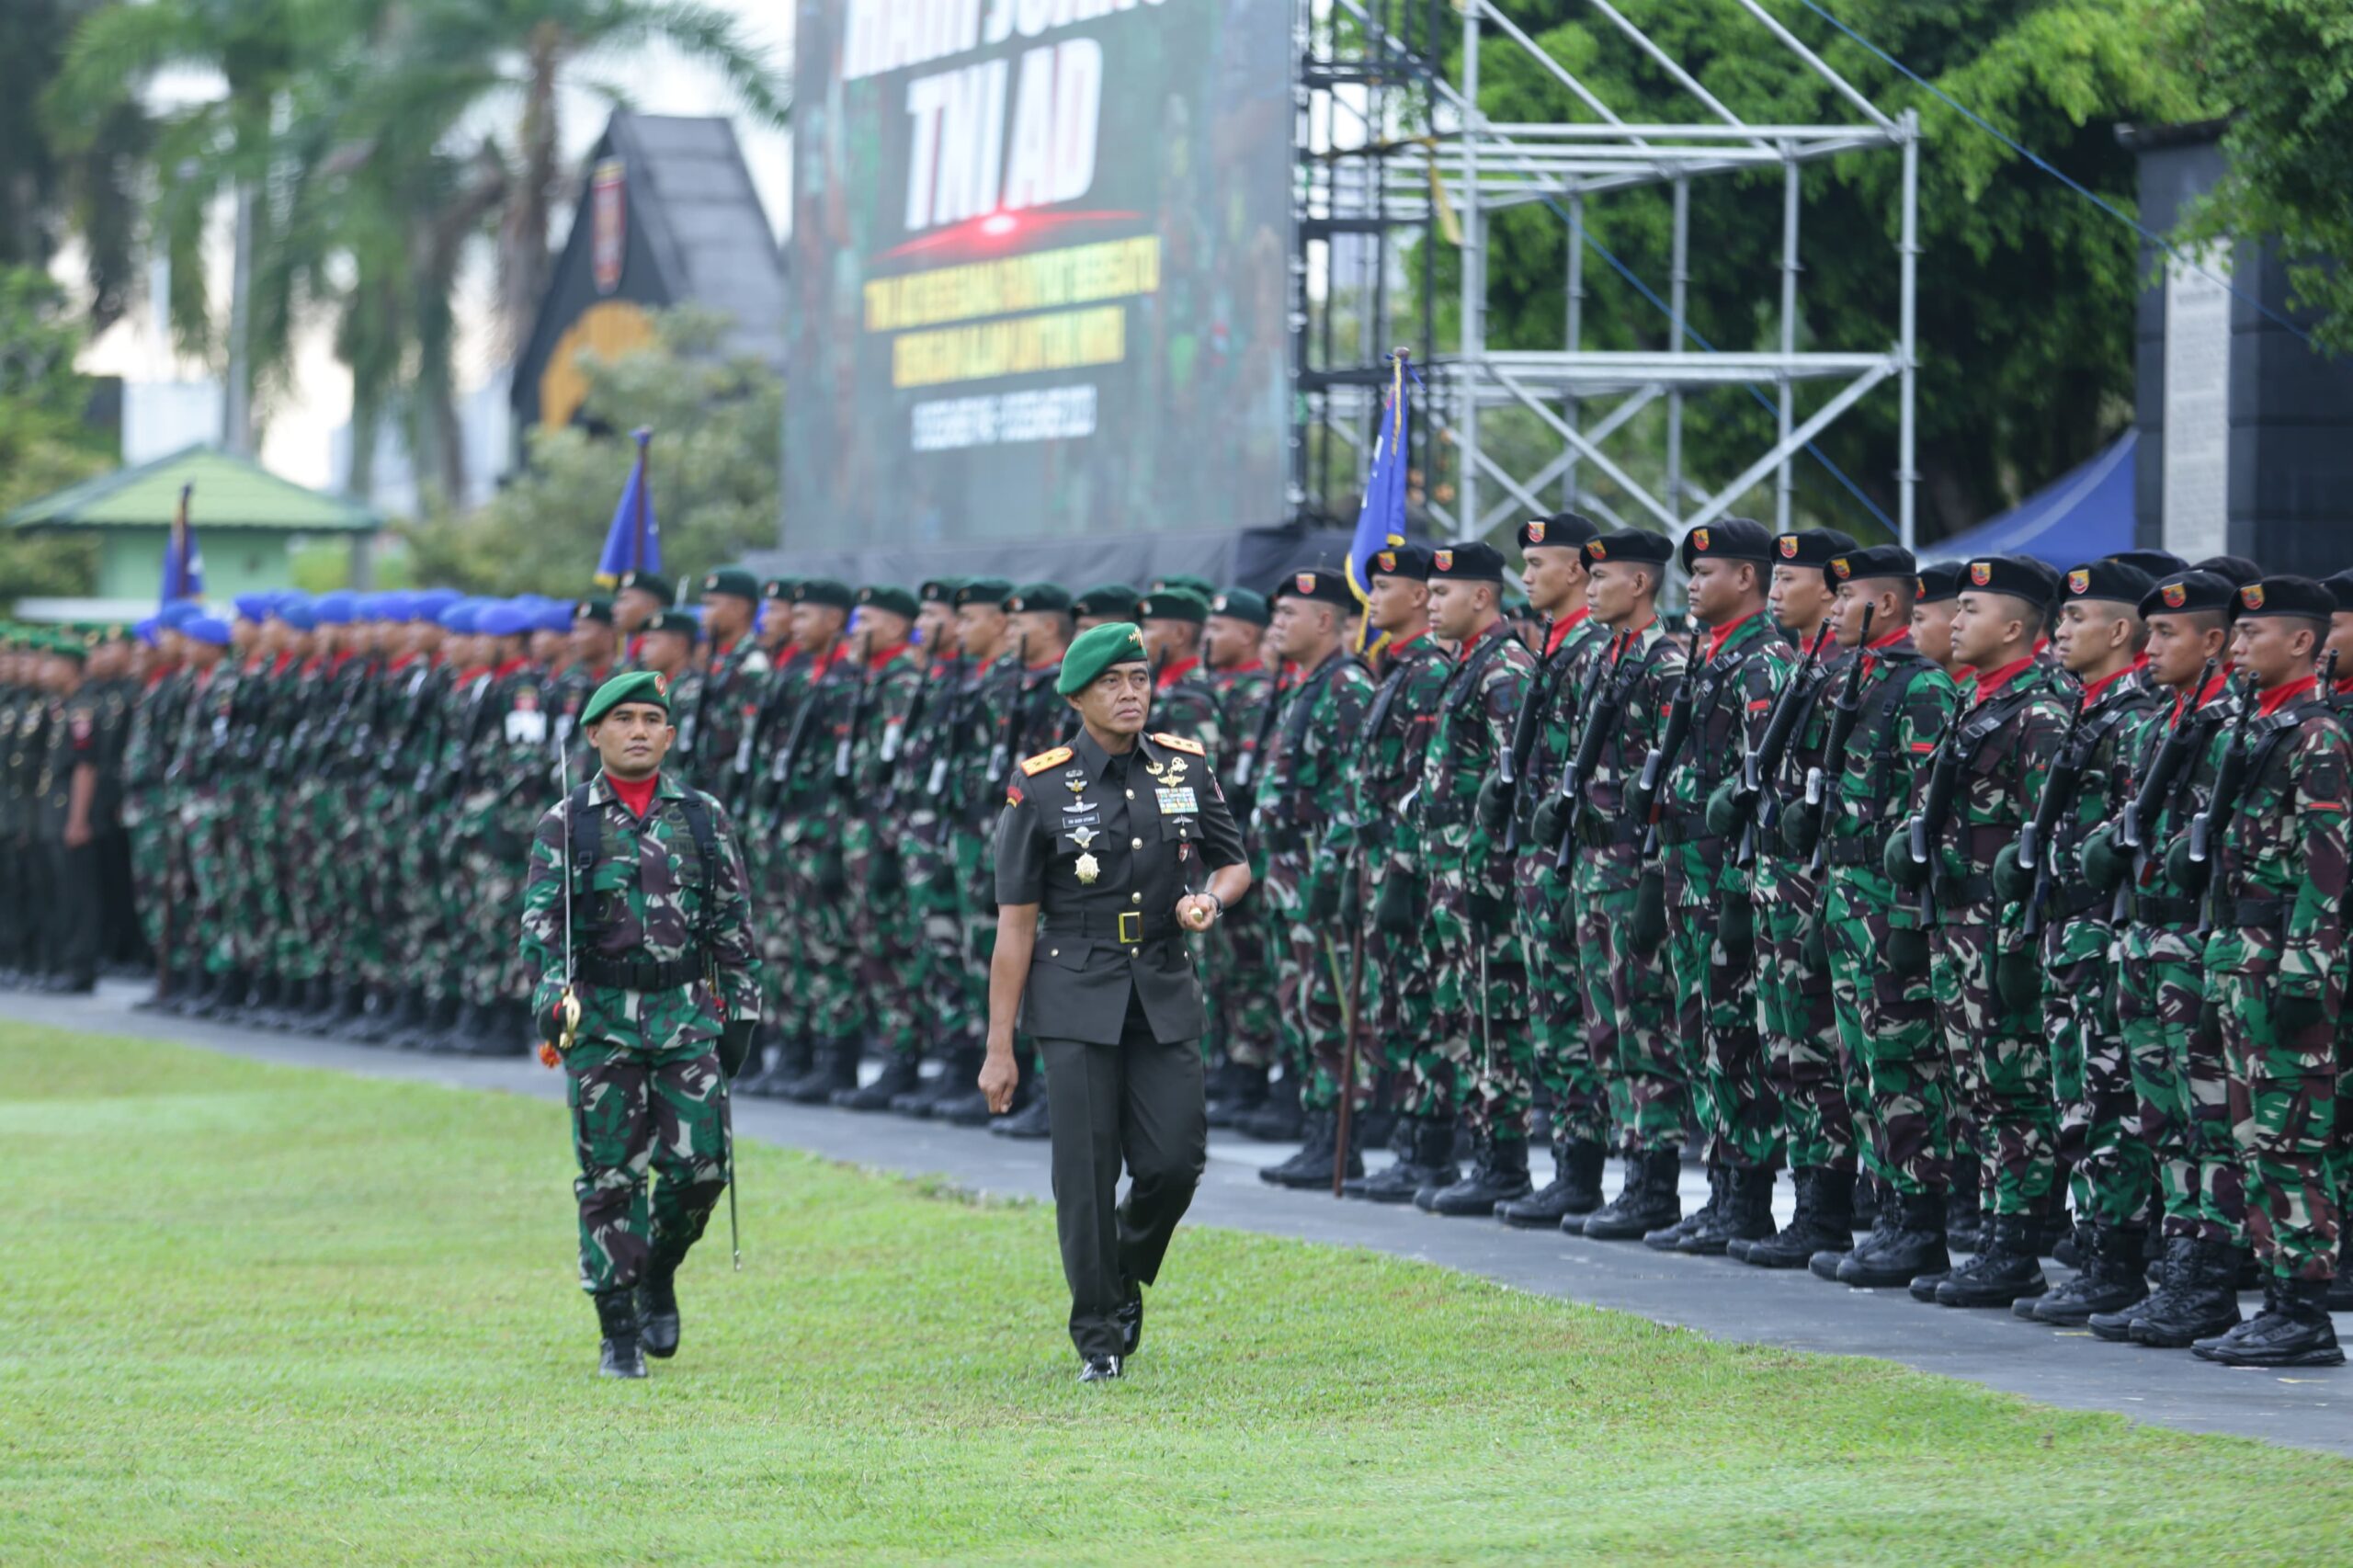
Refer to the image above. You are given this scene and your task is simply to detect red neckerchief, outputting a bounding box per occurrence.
[2032,635,2052,656]
[1971,655,2036,704]
[2173,667,2232,722]
[270,651,296,676]
[866,640,908,670]
[1703,608,1764,664]
[2079,667,2132,710]
[300,655,324,676]
[1859,625,1909,679]
[1027,651,1063,672]
[386,651,421,675]
[2258,674,2320,718]
[143,665,174,689]
[1156,654,1202,688]
[1224,658,1267,677]
[713,635,740,660]
[1452,617,1508,662]
[1543,607,1591,659]
[490,654,531,682]
[2130,650,2151,676]
[608,773,658,819]
[242,653,267,674]
[455,664,490,683]
[2336,675,2353,698]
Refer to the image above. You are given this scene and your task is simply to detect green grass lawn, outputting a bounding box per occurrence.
[6,1025,2352,1566]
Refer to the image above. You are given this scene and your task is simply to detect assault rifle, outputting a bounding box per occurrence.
[984,634,1030,785]
[1631,619,1704,858]
[2185,673,2263,935]
[1804,605,1873,876]
[1494,619,1557,852]
[834,633,876,797]
[2016,687,2087,939]
[1731,622,1832,867]
[1552,631,1635,873]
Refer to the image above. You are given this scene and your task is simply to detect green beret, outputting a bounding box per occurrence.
[1210,588,1271,626]
[1008,582,1072,614]
[1057,621,1153,697]
[701,566,761,602]
[617,570,674,603]
[574,596,616,626]
[1073,582,1141,619]
[955,577,1014,609]
[640,608,701,640]
[858,584,920,619]
[1138,587,1211,624]
[49,634,87,662]
[919,577,964,605]
[1151,574,1218,599]
[581,669,675,728]
[793,578,856,610]
[762,577,799,602]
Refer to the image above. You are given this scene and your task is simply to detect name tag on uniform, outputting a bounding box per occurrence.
[505,709,549,745]
[1155,787,1199,815]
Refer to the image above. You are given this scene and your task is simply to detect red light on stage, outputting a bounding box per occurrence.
[981,212,1017,237]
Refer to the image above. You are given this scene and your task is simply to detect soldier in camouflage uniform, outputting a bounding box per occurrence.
[76,628,142,974]
[1401,543,1540,1216]
[733,580,812,1090]
[1532,529,1690,1242]
[1895,555,2073,1308]
[31,632,97,991]
[2003,560,2163,1324]
[1201,589,1283,1130]
[1740,528,1864,1268]
[1796,548,1961,1288]
[122,614,195,1000]
[1643,519,1798,1255]
[354,597,449,1044]
[1247,569,1374,1183]
[684,569,771,795]
[2183,576,2350,1366]
[1138,589,1223,756]
[1332,547,1458,1202]
[519,668,763,1379]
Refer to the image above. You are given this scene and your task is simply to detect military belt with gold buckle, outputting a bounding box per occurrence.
[1117,910,1142,946]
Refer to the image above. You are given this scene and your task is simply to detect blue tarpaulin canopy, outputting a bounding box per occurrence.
[1927,432,2137,567]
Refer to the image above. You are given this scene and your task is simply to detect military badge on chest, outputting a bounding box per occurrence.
[1146,753,1199,823]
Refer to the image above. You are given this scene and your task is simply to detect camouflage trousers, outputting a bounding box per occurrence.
[2118,928,2245,1245]
[276,778,334,985]
[788,807,857,1041]
[457,798,536,1009]
[1365,842,1437,1096]
[2218,971,2341,1283]
[904,811,975,1057]
[127,798,188,970]
[1262,851,1363,1113]
[1931,909,2057,1219]
[1824,874,1952,1197]
[957,819,1001,1040]
[845,814,924,1064]
[1575,843,1686,1154]
[745,815,797,1037]
[1208,849,1279,1070]
[179,786,233,977]
[568,1045,729,1294]
[352,782,405,992]
[1517,852,1605,1146]
[1667,859,1776,1171]
[1426,838,1532,1141]
[1756,858,1859,1175]
[2042,915,2152,1230]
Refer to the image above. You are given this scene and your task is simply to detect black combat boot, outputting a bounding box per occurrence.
[638,1262,682,1359]
[1850,1176,1882,1233]
[892,1049,972,1116]
[1752,1168,1855,1269]
[2131,1237,2245,1348]
[2051,1220,2090,1273]
[1935,1215,2048,1307]
[1497,1138,1605,1229]
[1418,1133,1531,1216]
[1237,1073,1304,1142]
[1945,1154,1985,1255]
[992,1091,1053,1139]
[1584,1149,1683,1241]
[2090,1234,2192,1342]
[363,988,424,1046]
[596,1288,648,1379]
[734,1028,791,1096]
[1645,1164,1725,1252]
[2028,1224,2148,1324]
[467,1001,529,1057]
[337,985,391,1040]
[1347,1116,1458,1204]
[1205,1061,1270,1129]
[2326,1274,2353,1312]
[933,1084,998,1126]
[1679,1165,1779,1257]
[1821,1188,1901,1280]
[187,967,239,1019]
[781,1037,862,1104]
[316,980,365,1032]
[835,1057,923,1111]
[2193,1278,2345,1368]
[1264,1111,1358,1189]
[1836,1191,1948,1287]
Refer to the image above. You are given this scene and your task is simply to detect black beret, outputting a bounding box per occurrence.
[1072,583,1141,619]
[1518,512,1602,552]
[574,596,616,626]
[1677,517,1774,569]
[792,579,856,610]
[1428,541,1507,582]
[2232,575,2336,622]
[919,577,963,605]
[640,608,700,640]
[1006,582,1073,614]
[955,577,1013,609]
[2059,559,2154,608]
[1824,544,1915,586]
[2325,570,2353,614]
[1273,567,1357,608]
[2137,572,2237,619]
[617,570,674,602]
[1774,528,1860,567]
[2106,549,2188,578]
[1914,561,1964,603]
[858,584,920,619]
[700,566,760,602]
[1366,542,1432,581]
[1210,588,1270,626]
[761,577,798,601]
[1584,529,1674,567]
[1961,556,2062,605]
[2192,554,2265,587]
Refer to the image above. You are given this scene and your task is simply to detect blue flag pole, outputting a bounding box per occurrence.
[1346,348,1412,653]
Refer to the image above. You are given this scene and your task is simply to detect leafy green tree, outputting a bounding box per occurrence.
[2,1,146,331]
[0,267,108,606]
[400,308,778,594]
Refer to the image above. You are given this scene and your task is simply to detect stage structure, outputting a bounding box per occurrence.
[1296,0,1922,550]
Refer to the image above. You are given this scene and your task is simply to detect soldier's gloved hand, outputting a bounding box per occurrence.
[1466,888,1509,932]
[1302,864,1341,924]
[2272,989,2327,1039]
[2163,835,2208,895]
[1801,913,1829,971]
[1885,926,1930,977]
[1376,876,1418,935]
[1780,800,1823,858]
[718,1020,756,1080]
[1995,945,2042,1013]
[2079,824,2128,893]
[1530,794,1571,851]
[1991,841,2032,905]
[1704,778,1742,840]
[1629,867,1668,956]
[1476,773,1513,836]
[1884,825,1928,890]
[1720,893,1755,965]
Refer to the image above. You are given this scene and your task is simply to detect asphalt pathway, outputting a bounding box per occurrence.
[25,981,2353,1456]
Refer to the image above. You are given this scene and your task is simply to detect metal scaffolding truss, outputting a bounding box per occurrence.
[1291,0,1921,549]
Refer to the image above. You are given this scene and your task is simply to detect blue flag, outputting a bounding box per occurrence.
[161,483,203,604]
[1345,354,1412,649]
[595,428,660,585]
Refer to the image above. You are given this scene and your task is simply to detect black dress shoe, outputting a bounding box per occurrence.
[1118,1284,1143,1357]
[596,1288,648,1379]
[638,1266,681,1359]
[1078,1354,1122,1382]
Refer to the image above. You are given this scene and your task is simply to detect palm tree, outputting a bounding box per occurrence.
[4,0,147,333]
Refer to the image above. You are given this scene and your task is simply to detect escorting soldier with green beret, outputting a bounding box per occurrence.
[1802,548,1961,1288]
[982,621,1252,1381]
[520,668,764,1379]
[1200,587,1283,1131]
[1896,555,2075,1308]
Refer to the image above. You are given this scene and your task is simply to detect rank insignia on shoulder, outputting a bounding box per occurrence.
[1006,783,1024,806]
[1151,732,1206,756]
[1019,745,1074,776]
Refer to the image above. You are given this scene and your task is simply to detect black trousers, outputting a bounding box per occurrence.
[44,839,100,985]
[1040,1001,1209,1359]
